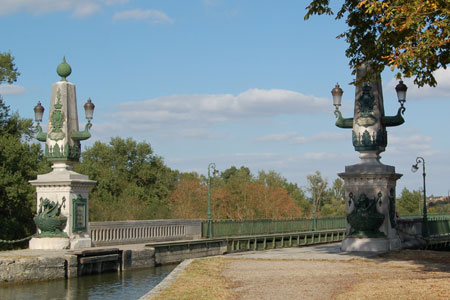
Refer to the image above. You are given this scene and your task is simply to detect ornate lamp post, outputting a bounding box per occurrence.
[411,157,428,237]
[207,163,219,238]
[29,58,96,250]
[334,64,408,252]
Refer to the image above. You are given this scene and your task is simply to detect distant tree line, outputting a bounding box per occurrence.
[396,188,450,216]
[74,141,346,221]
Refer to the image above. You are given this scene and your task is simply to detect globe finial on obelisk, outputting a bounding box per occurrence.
[56,56,72,81]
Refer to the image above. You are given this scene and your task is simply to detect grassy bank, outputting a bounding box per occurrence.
[152,257,235,300]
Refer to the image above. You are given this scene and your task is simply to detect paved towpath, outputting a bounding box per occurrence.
[225,242,380,260]
[221,243,381,300]
[220,243,450,300]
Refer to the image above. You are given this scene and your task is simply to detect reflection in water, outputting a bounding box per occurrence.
[0,264,176,300]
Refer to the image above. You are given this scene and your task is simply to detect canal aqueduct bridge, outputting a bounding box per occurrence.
[1,215,450,283]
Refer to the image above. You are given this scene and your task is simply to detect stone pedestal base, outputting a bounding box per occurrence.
[29,237,70,250]
[341,237,401,252]
[70,237,92,249]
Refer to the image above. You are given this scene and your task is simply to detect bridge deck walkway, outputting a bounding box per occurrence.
[146,243,450,300]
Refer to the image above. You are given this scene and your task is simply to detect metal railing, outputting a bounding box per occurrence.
[400,213,450,220]
[226,229,346,252]
[201,217,346,238]
[427,215,450,236]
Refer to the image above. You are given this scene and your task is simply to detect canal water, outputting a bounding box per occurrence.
[0,264,177,300]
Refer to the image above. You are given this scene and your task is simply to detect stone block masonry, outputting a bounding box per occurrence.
[0,256,66,283]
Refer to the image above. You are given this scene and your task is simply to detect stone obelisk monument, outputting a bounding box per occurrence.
[29,58,96,250]
[333,64,407,251]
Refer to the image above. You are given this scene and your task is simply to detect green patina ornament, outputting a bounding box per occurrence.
[389,188,397,228]
[357,84,376,115]
[73,195,87,233]
[352,128,387,151]
[34,197,68,237]
[48,89,66,141]
[347,192,385,238]
[46,142,81,162]
[56,56,72,81]
[356,86,377,127]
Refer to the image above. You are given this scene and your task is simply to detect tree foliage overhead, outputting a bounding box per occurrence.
[0,52,20,84]
[305,0,450,87]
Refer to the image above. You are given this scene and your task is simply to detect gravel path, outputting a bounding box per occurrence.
[222,243,450,300]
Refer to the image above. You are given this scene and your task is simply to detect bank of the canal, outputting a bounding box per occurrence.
[0,263,177,300]
[0,239,227,284]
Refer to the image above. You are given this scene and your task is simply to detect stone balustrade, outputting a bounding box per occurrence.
[89,219,202,246]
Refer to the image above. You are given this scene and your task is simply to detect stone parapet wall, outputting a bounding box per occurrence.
[89,219,202,246]
[396,218,426,249]
[153,240,228,265]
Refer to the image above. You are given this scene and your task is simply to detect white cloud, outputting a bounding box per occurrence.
[388,134,438,156]
[0,84,26,96]
[304,152,338,160]
[203,0,221,7]
[178,128,227,139]
[110,88,330,129]
[0,0,130,17]
[255,132,303,143]
[72,2,101,17]
[113,9,173,23]
[390,134,432,145]
[255,131,346,144]
[387,68,450,100]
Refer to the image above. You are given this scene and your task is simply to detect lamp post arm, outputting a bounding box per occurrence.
[71,121,92,141]
[382,106,405,127]
[334,109,353,128]
[36,123,47,142]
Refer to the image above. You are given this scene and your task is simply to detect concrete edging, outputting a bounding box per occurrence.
[138,258,194,300]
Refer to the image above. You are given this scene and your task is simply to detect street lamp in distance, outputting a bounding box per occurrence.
[411,157,428,237]
[207,163,219,238]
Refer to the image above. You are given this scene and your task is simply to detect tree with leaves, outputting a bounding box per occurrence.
[74,137,178,221]
[0,52,20,84]
[305,0,450,87]
[0,97,51,249]
[321,178,346,217]
[306,171,328,218]
[396,187,422,215]
[168,167,304,220]
[256,170,310,213]
[0,52,50,249]
[168,172,207,219]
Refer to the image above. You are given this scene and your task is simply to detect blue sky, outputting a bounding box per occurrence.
[1,0,450,198]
